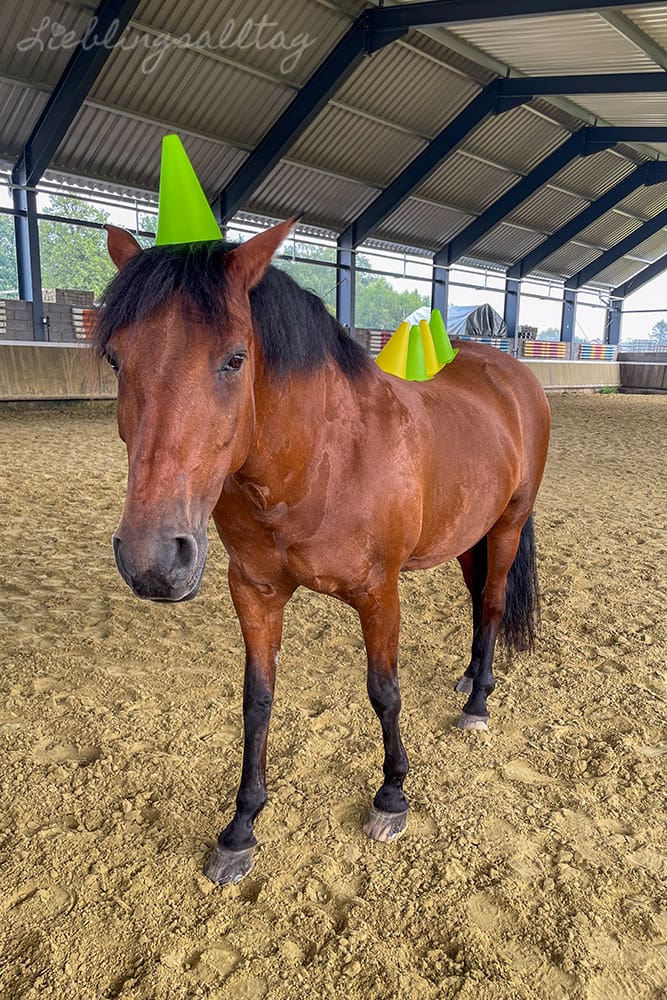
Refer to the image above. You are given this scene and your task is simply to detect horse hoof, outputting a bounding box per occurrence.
[363,804,408,843]
[457,712,488,732]
[204,844,255,885]
[455,675,473,695]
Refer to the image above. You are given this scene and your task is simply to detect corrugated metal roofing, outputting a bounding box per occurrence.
[289,104,427,187]
[617,181,667,217]
[460,104,571,174]
[539,242,603,278]
[549,151,639,201]
[417,151,517,214]
[0,79,47,158]
[337,39,482,137]
[576,210,644,249]
[1,0,667,288]
[507,185,589,233]
[447,12,659,75]
[91,44,292,147]
[574,93,667,126]
[250,160,377,231]
[468,223,548,265]
[592,254,660,287]
[375,197,474,250]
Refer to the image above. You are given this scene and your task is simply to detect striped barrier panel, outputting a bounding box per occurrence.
[457,336,512,353]
[521,340,568,359]
[578,343,618,361]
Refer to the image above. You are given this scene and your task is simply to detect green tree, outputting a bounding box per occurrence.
[650,318,667,343]
[274,242,337,312]
[0,215,18,297]
[356,277,428,329]
[39,195,115,299]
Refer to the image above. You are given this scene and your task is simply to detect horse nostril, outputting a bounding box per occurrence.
[172,534,198,581]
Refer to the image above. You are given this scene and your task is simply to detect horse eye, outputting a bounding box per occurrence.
[221,353,246,373]
[106,353,119,374]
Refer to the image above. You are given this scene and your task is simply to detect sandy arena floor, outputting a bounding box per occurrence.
[0,392,665,1000]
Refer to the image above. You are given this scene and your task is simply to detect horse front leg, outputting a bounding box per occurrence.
[205,563,294,885]
[353,586,410,843]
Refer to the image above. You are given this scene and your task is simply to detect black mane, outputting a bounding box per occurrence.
[93,241,371,379]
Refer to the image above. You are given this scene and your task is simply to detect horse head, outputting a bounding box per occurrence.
[99,218,296,602]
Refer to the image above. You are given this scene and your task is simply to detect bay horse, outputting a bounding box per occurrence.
[96,219,550,885]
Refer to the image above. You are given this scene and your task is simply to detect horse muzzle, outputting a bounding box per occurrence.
[112,529,208,602]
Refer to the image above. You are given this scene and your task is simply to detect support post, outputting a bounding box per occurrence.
[561,288,577,345]
[504,277,521,341]
[12,166,45,341]
[432,263,449,316]
[606,299,623,345]
[336,235,355,333]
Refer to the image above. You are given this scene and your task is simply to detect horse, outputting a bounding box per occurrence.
[95,218,551,885]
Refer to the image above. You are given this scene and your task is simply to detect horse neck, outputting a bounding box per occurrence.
[237,358,364,492]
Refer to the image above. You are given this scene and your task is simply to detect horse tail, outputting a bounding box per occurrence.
[500,513,541,655]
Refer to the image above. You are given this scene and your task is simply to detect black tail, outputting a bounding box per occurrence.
[501,513,541,655]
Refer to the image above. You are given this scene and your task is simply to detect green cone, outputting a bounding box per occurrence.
[405,324,429,381]
[430,308,458,365]
[155,135,222,246]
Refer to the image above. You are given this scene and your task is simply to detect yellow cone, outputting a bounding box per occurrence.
[155,135,222,246]
[375,321,410,377]
[419,319,445,378]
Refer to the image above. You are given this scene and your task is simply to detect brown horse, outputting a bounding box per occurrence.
[96,219,550,885]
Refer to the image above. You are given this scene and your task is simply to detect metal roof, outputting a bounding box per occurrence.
[2,0,667,291]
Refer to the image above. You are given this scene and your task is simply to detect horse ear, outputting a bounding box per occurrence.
[106,225,142,270]
[226,215,300,292]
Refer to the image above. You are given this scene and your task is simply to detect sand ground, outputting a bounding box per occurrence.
[0,392,665,1000]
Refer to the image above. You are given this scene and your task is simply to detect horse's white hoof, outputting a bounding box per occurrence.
[457,712,488,732]
[363,805,408,843]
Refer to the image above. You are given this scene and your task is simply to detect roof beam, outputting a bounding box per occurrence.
[566,207,667,289]
[340,82,527,247]
[366,0,666,34]
[435,129,603,266]
[508,161,667,279]
[13,0,141,188]
[602,10,667,72]
[613,252,667,298]
[496,72,667,101]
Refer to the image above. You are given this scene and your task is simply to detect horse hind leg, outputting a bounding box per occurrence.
[458,509,539,732]
[455,537,487,700]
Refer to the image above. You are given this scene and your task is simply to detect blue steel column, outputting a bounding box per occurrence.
[336,234,356,333]
[12,166,45,340]
[504,277,521,340]
[561,288,577,343]
[606,299,623,345]
[432,263,449,315]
